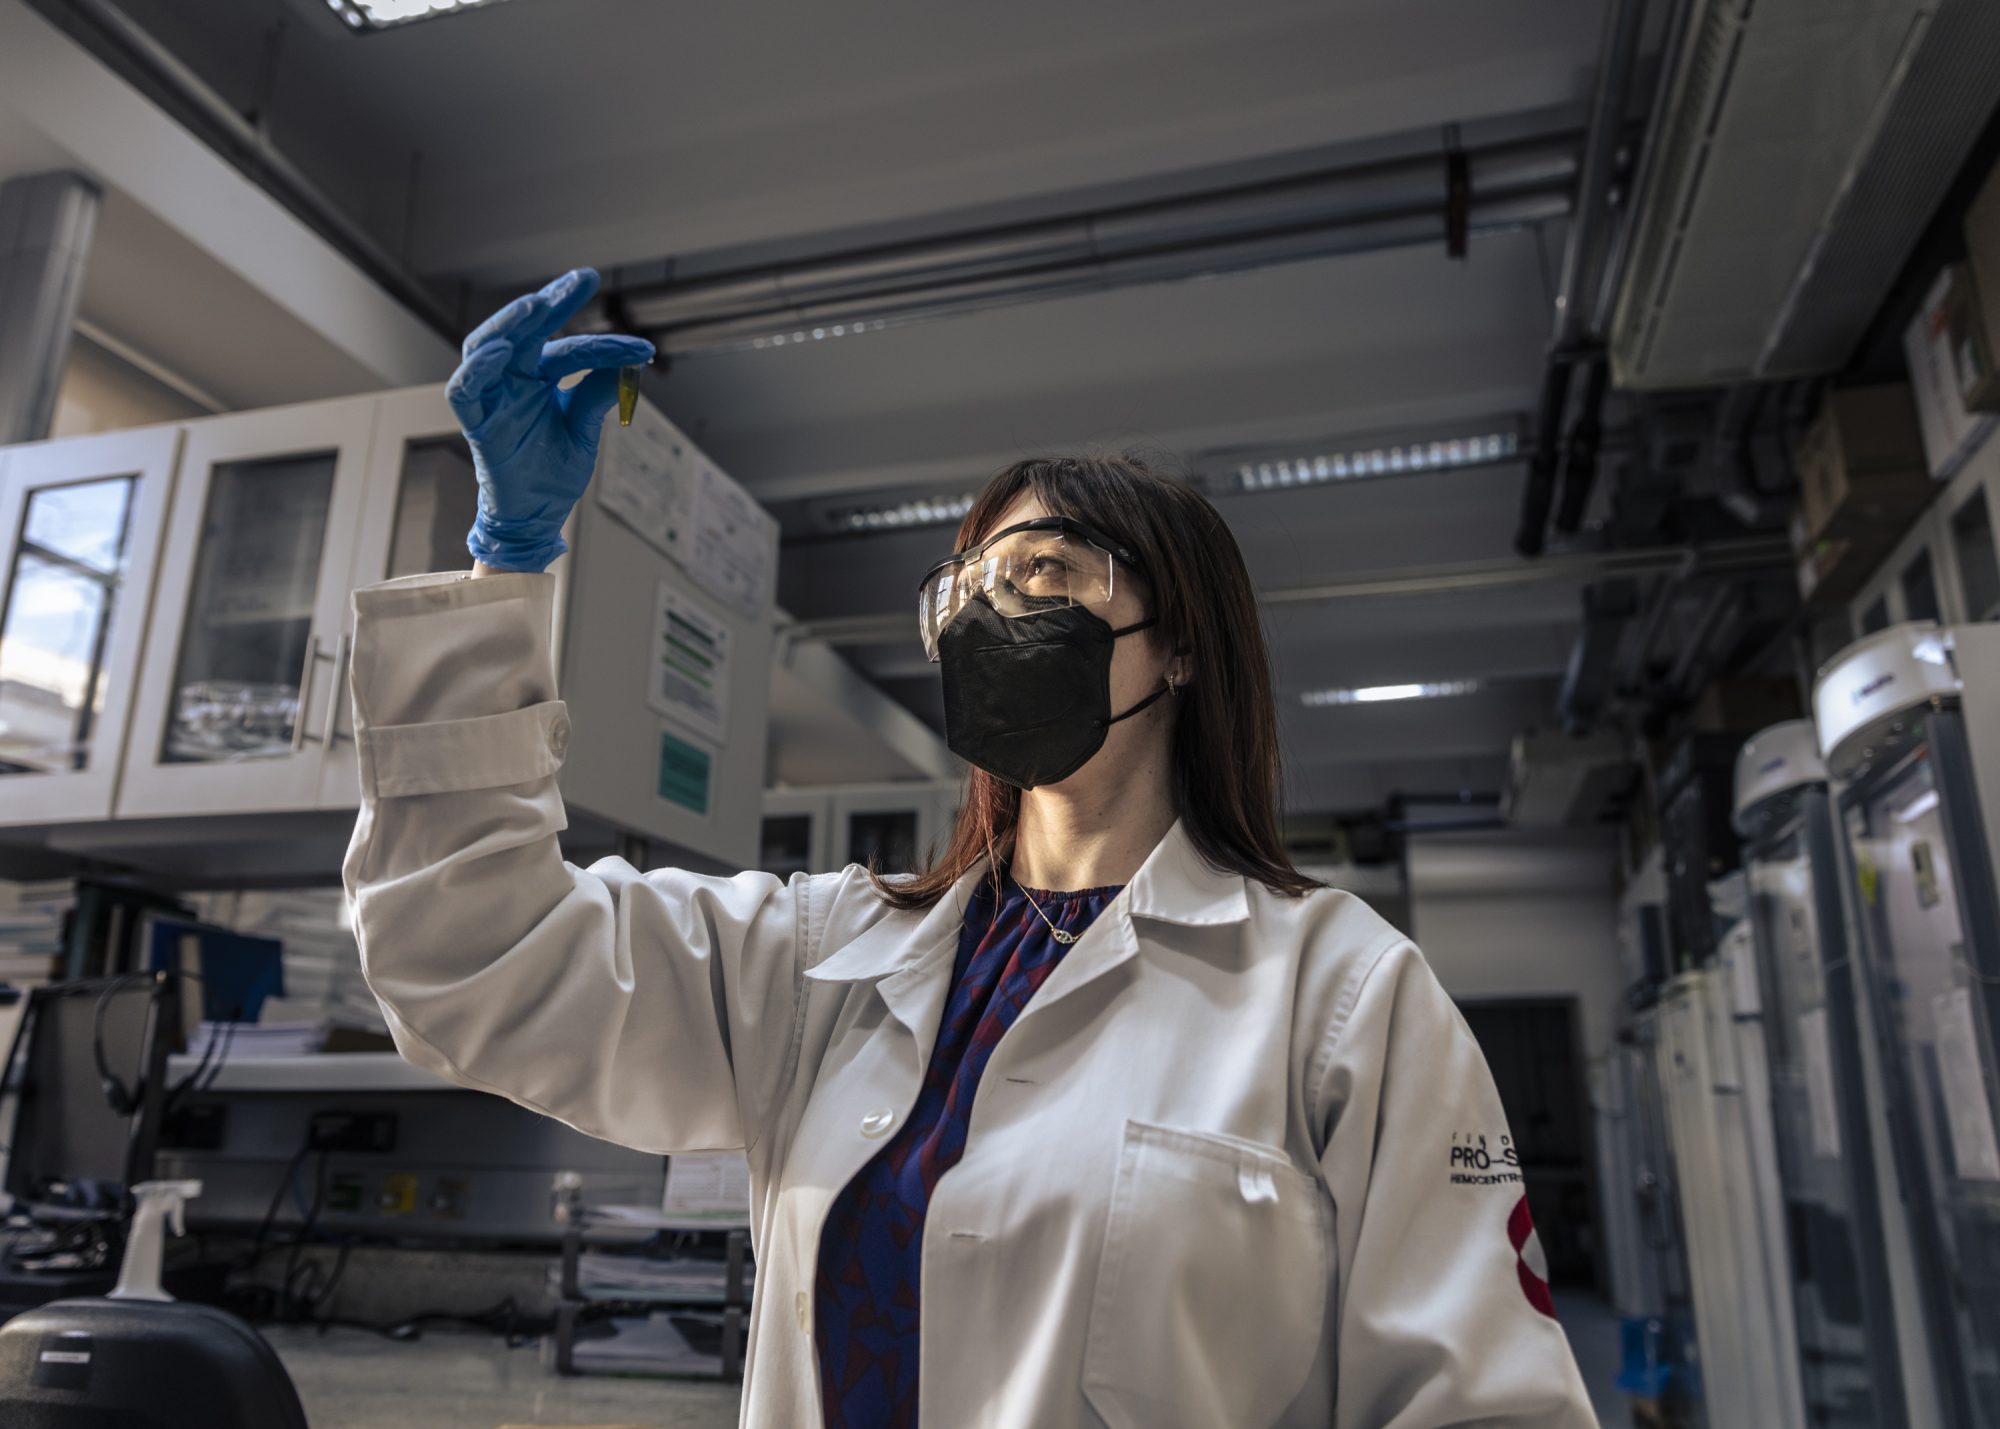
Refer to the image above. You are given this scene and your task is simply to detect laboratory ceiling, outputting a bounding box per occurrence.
[20,0,1623,814]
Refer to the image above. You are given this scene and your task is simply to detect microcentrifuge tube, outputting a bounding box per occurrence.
[618,367,640,426]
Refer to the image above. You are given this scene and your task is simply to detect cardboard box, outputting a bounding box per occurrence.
[1942,264,2000,414]
[1905,265,2000,480]
[1795,527,1899,609]
[1967,156,2000,407]
[1689,678,1803,735]
[1792,384,1930,545]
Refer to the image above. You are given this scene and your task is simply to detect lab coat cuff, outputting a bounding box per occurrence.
[349,569,559,729]
[358,700,570,798]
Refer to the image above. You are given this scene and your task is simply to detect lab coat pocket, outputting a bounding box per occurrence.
[1082,1120,1332,1429]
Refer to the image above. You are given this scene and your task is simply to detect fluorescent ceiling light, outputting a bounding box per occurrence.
[832,493,977,533]
[324,0,511,31]
[1301,680,1481,707]
[752,320,895,349]
[1219,424,1523,493]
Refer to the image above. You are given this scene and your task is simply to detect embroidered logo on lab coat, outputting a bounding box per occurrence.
[1508,1194,1555,1318]
[1447,1132,1523,1185]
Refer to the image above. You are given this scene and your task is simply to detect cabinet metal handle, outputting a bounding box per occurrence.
[292,634,324,752]
[321,632,351,747]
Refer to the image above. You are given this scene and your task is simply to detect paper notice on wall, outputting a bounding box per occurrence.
[1797,1008,1842,1160]
[596,406,774,621]
[683,460,775,622]
[662,1151,751,1225]
[596,405,688,557]
[648,581,730,745]
[1933,987,2000,1182]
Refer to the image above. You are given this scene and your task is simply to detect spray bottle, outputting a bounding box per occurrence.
[107,1180,202,1303]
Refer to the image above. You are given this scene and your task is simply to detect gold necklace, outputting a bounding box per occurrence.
[1015,881,1080,945]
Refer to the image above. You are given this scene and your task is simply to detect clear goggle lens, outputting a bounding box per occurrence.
[917,523,1120,661]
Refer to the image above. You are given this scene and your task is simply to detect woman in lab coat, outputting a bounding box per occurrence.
[345,270,1595,1428]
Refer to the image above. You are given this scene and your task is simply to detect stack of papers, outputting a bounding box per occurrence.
[189,1019,328,1060]
[0,878,73,980]
[569,1312,725,1376]
[558,1251,751,1301]
[190,888,385,1034]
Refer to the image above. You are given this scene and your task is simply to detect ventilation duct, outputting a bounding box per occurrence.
[1610,0,2000,389]
[615,134,1581,357]
[1503,727,1638,829]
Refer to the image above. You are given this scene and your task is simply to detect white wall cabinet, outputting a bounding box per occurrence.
[1848,433,2000,637]
[760,781,961,878]
[120,397,379,819]
[0,426,181,826]
[0,384,777,875]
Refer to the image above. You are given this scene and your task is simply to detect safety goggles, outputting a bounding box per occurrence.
[916,516,1139,662]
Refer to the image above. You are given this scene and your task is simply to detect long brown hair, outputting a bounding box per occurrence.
[875,453,1317,908]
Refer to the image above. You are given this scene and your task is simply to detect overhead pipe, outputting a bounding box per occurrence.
[1552,358,1611,535]
[1706,384,1775,528]
[35,0,458,338]
[1666,585,1740,696]
[1514,0,1652,557]
[1558,577,1640,733]
[613,135,1583,356]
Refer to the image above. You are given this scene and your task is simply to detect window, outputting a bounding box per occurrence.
[0,476,135,775]
[1859,596,1890,635]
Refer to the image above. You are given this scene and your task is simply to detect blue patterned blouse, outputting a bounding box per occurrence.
[812,878,1122,1428]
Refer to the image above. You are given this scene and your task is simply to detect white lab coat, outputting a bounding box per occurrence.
[343,569,1595,1429]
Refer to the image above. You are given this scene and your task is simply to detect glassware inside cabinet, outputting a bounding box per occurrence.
[0,475,136,776]
[163,452,336,763]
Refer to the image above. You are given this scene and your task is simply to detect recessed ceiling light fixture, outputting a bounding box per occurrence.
[831,493,978,533]
[1300,680,1482,707]
[324,0,511,31]
[1211,419,1525,493]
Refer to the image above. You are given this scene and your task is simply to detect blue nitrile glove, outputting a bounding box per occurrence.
[448,267,656,572]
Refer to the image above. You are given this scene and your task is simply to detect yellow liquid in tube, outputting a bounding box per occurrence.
[618,367,640,426]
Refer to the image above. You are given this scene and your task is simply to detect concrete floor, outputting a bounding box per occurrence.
[1555,1290,1630,1429]
[272,1295,1628,1429]
[269,1324,743,1429]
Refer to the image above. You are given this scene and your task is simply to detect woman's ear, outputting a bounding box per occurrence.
[1167,650,1192,692]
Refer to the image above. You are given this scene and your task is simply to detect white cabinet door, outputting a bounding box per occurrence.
[0,426,181,826]
[318,385,472,808]
[761,790,834,876]
[119,397,379,818]
[829,784,954,875]
[1942,437,2000,624]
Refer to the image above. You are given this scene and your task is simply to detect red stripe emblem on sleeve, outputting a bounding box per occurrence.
[1506,1193,1556,1319]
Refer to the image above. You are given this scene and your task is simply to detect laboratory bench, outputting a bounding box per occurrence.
[265,1322,741,1429]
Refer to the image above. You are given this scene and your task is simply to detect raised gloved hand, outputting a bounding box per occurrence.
[448,268,656,572]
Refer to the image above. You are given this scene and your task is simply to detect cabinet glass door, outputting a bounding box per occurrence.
[162,452,333,764]
[321,388,482,808]
[121,399,376,818]
[1846,738,2000,1423]
[0,427,179,825]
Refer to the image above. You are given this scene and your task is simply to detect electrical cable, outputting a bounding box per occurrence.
[90,972,159,1115]
[243,1140,314,1272]
[280,1149,330,1321]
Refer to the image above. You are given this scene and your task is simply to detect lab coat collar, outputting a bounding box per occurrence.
[804,861,988,985]
[1125,819,1252,927]
[804,819,1248,988]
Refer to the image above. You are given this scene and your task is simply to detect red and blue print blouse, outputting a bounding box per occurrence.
[812,877,1121,1428]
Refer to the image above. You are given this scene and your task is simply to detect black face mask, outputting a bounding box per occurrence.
[938,597,1168,790]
